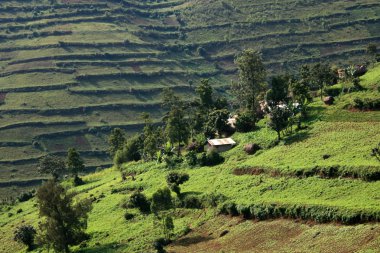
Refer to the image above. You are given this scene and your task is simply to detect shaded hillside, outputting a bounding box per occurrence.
[0,0,379,196]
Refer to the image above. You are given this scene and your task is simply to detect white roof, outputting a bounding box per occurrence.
[208,138,236,146]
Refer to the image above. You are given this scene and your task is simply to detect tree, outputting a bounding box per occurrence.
[113,135,142,168]
[150,187,173,215]
[232,49,267,113]
[196,79,213,109]
[204,109,230,138]
[367,43,377,64]
[66,148,85,177]
[289,77,311,129]
[14,225,37,251]
[38,155,66,180]
[268,106,292,141]
[310,63,336,99]
[235,111,256,132]
[142,113,160,161]
[108,128,126,156]
[161,88,180,111]
[165,106,189,156]
[36,180,92,253]
[266,75,289,105]
[166,172,189,197]
[128,191,151,214]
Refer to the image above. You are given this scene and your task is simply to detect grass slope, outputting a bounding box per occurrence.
[0,0,379,196]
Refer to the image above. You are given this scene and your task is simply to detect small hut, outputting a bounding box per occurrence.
[208,138,236,152]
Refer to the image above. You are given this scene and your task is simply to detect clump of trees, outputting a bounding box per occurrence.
[38,148,86,186]
[38,155,66,180]
[110,78,231,169]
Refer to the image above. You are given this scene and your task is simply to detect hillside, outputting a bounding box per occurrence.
[0,65,379,252]
[0,0,379,197]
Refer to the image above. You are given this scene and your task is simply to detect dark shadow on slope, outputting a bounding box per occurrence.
[283,131,311,145]
[171,235,213,247]
[77,242,126,253]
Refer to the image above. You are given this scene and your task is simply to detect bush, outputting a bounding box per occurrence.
[199,149,225,166]
[201,193,227,207]
[235,112,256,132]
[73,175,85,186]
[164,155,183,169]
[185,151,197,167]
[17,191,34,202]
[13,225,36,251]
[217,202,380,225]
[351,97,380,110]
[127,192,151,214]
[124,212,135,221]
[114,135,142,168]
[153,238,169,253]
[179,194,203,209]
[166,172,189,197]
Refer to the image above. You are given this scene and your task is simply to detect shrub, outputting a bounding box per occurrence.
[153,238,169,253]
[219,202,239,216]
[199,149,225,166]
[180,194,203,209]
[17,191,34,202]
[124,212,135,221]
[164,155,183,169]
[127,192,151,214]
[166,172,189,197]
[185,151,198,166]
[201,193,227,207]
[73,175,85,186]
[351,97,380,110]
[13,225,36,251]
[235,112,256,132]
[114,135,142,168]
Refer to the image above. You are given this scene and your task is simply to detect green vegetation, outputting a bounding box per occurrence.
[0,57,379,253]
[0,0,379,197]
[0,1,379,252]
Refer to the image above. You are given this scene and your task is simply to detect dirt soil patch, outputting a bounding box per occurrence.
[168,216,380,253]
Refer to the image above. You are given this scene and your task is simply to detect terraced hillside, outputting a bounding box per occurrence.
[0,0,379,196]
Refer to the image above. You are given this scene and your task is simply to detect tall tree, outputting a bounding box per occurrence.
[142,113,160,161]
[38,155,66,180]
[289,78,311,129]
[232,49,267,113]
[367,43,377,65]
[204,109,230,138]
[266,75,290,106]
[196,79,213,110]
[310,63,335,99]
[161,88,180,111]
[268,106,292,141]
[108,128,126,156]
[165,106,189,156]
[66,148,85,177]
[36,180,92,253]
